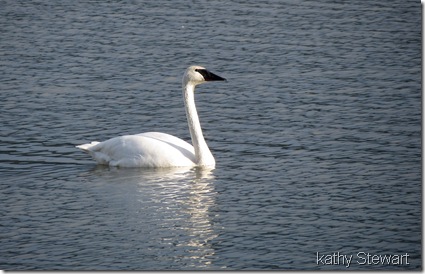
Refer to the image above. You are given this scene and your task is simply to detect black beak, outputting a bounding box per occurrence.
[196,69,226,81]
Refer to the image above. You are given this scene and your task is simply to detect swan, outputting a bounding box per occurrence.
[76,65,226,168]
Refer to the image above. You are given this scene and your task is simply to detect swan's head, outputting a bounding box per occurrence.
[183,65,226,86]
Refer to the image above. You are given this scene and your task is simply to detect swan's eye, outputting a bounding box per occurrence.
[195,69,208,79]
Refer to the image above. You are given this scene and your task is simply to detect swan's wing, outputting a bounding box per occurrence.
[76,133,195,167]
[136,132,194,153]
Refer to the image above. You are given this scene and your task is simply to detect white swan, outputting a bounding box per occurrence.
[76,65,226,168]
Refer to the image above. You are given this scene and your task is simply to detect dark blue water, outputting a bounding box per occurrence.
[0,0,421,270]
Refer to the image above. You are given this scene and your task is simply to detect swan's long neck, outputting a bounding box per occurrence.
[183,83,215,167]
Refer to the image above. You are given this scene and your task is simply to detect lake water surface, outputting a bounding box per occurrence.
[0,0,421,270]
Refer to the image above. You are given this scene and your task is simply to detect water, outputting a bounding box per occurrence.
[0,0,421,270]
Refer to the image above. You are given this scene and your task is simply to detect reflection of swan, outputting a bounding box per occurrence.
[80,166,219,268]
[136,169,218,268]
[87,165,215,181]
[76,66,226,168]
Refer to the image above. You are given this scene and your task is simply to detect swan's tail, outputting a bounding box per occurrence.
[76,141,112,165]
[76,141,100,151]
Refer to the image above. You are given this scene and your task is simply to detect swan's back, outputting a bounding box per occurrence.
[77,132,196,167]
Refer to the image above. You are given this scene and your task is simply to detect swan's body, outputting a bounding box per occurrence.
[76,66,225,168]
